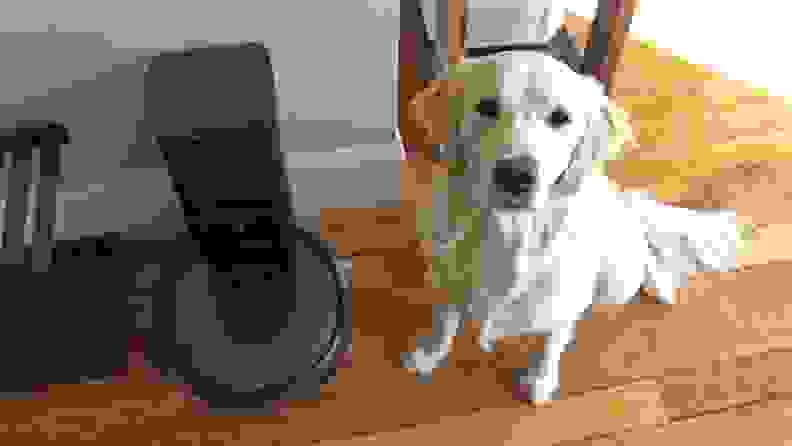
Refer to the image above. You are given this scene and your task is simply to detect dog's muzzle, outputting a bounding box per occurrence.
[493,157,538,206]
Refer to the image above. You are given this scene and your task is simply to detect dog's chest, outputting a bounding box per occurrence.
[475,207,606,335]
[477,210,566,301]
[481,206,601,288]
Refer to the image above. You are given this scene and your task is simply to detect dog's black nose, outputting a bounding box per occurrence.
[493,158,538,196]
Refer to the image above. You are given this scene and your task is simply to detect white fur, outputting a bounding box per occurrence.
[403,51,740,404]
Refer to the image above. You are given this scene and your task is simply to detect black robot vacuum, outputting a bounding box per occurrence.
[142,42,352,412]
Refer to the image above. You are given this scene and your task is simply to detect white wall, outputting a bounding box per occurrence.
[0,0,400,128]
[0,0,403,240]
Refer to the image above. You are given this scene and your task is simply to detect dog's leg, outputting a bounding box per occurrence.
[478,286,522,353]
[596,253,646,306]
[644,258,676,305]
[514,323,576,404]
[479,318,497,353]
[402,302,465,377]
[643,243,679,305]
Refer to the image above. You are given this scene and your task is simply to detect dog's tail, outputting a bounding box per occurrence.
[625,191,751,300]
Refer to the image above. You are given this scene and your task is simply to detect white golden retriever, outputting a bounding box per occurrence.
[402,49,744,404]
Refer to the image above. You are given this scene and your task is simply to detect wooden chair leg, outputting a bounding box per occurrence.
[583,0,638,96]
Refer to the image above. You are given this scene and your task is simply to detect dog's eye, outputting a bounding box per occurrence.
[546,107,571,129]
[475,98,500,119]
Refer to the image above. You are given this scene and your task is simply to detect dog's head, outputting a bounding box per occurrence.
[450,50,610,211]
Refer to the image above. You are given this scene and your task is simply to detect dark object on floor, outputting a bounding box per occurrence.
[0,120,66,272]
[0,121,141,391]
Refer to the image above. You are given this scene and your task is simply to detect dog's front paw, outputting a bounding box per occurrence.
[531,375,560,405]
[478,320,498,353]
[401,349,447,376]
[479,338,496,353]
[513,375,560,406]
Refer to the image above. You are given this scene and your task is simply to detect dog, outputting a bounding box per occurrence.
[401,49,746,404]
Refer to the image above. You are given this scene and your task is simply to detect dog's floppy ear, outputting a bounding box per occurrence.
[555,75,610,195]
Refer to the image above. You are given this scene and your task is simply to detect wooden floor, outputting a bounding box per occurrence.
[3,17,792,445]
